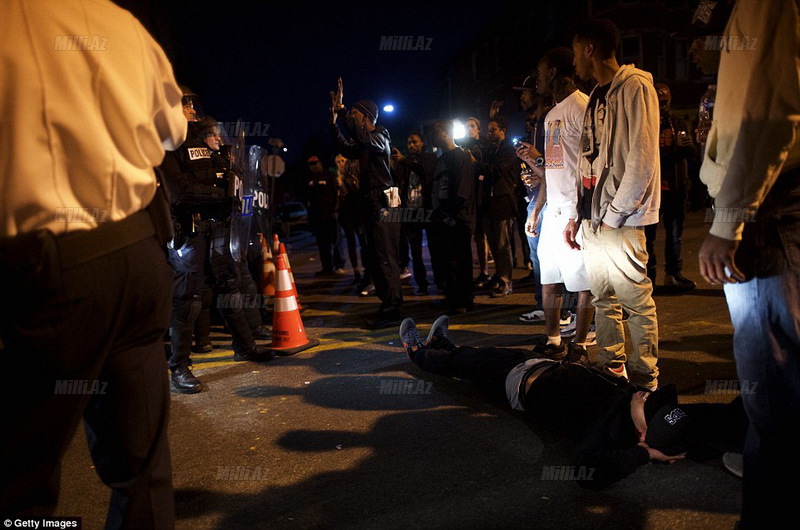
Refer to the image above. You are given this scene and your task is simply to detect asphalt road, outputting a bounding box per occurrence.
[56,209,743,529]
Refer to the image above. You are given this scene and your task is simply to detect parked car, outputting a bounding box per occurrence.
[276,201,308,236]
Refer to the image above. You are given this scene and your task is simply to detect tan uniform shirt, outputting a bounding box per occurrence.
[0,0,187,237]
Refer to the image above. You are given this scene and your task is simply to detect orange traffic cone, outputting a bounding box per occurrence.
[279,242,301,309]
[266,254,318,356]
[259,234,276,297]
[272,233,281,256]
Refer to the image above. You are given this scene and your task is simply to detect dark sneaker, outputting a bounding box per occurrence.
[366,307,402,329]
[192,342,213,354]
[532,341,566,360]
[359,282,376,297]
[472,273,490,289]
[314,269,334,277]
[171,365,203,394]
[490,287,512,298]
[399,317,424,355]
[234,346,276,362]
[666,273,696,292]
[566,342,589,364]
[424,315,456,350]
[416,285,429,295]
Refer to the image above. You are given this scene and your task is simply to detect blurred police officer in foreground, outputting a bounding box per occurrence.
[0,0,186,525]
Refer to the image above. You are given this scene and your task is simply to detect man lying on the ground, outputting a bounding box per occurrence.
[399,316,746,489]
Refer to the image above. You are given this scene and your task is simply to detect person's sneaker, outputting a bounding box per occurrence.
[424,314,455,350]
[399,267,412,280]
[366,307,402,329]
[170,365,203,394]
[490,286,512,298]
[234,346,276,362]
[666,273,697,292]
[560,311,575,327]
[472,273,490,289]
[333,267,346,276]
[532,341,566,360]
[416,285,429,295]
[722,451,743,478]
[566,342,589,364]
[192,341,213,354]
[314,269,334,277]
[520,309,545,323]
[399,318,424,355]
[359,282,376,297]
[603,362,629,381]
[560,313,577,336]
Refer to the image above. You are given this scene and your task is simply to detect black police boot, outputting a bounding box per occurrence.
[234,345,276,362]
[251,324,271,340]
[171,364,203,394]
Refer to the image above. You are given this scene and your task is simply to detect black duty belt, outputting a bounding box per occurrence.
[56,208,155,270]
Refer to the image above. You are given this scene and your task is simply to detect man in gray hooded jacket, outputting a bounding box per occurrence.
[566,18,661,390]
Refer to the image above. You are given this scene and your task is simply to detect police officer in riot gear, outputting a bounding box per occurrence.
[161,100,273,394]
[199,117,271,341]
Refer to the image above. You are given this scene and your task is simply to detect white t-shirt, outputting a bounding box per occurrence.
[543,90,589,219]
[505,358,559,411]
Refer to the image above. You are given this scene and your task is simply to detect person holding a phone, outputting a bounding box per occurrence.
[644,83,697,293]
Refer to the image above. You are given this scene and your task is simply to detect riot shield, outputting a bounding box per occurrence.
[228,119,248,262]
[248,145,270,252]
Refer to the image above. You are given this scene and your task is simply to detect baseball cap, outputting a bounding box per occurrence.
[645,404,695,456]
[513,74,536,91]
[672,0,733,38]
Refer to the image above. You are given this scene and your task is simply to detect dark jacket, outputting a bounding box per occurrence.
[160,121,227,221]
[393,151,437,210]
[475,139,519,214]
[659,113,694,191]
[523,363,649,489]
[431,147,475,226]
[308,170,339,223]
[330,109,393,197]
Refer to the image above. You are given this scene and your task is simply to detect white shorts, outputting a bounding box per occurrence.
[537,204,590,292]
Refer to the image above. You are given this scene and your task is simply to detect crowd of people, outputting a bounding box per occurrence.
[309,7,799,529]
[1,0,797,528]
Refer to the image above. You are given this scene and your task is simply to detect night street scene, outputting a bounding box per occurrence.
[1,0,799,529]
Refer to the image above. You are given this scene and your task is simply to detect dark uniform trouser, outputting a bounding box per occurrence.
[0,234,174,528]
[207,220,257,353]
[168,231,208,368]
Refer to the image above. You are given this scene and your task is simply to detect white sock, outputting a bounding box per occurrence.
[547,335,561,346]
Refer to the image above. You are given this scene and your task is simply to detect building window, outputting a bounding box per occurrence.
[674,39,691,81]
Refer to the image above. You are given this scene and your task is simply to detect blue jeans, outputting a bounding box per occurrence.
[721,169,800,527]
[526,199,543,309]
[724,272,800,527]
